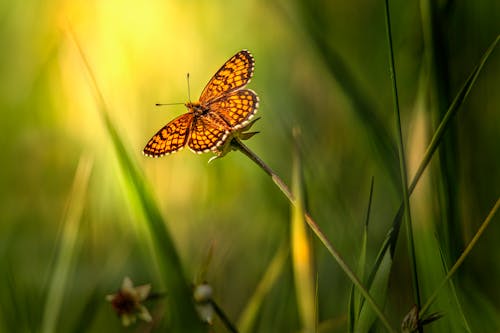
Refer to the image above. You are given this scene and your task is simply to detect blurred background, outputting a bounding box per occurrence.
[0,0,499,332]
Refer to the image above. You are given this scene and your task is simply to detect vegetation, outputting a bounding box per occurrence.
[1,1,499,332]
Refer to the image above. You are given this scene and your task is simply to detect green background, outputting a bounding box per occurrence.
[1,0,499,332]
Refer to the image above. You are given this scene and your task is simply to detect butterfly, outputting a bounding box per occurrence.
[143,50,259,157]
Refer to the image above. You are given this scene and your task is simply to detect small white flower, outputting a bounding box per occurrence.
[193,283,214,325]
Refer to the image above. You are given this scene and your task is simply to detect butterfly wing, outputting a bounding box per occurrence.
[187,113,229,153]
[199,50,255,103]
[144,50,258,157]
[207,89,259,129]
[143,113,193,157]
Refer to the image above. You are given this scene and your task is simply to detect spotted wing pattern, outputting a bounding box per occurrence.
[199,50,255,103]
[187,114,229,153]
[143,113,193,157]
[144,50,259,157]
[207,89,259,129]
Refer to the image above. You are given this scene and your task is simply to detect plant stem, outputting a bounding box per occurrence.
[233,138,396,333]
[383,0,422,316]
[420,197,500,316]
[365,34,499,296]
[211,300,239,333]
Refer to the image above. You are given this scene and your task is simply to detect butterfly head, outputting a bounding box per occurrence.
[185,101,208,116]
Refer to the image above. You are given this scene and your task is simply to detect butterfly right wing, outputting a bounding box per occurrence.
[143,113,194,157]
[206,89,259,129]
[199,50,255,103]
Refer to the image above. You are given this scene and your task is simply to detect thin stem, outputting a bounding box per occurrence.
[211,300,239,333]
[383,0,422,313]
[420,197,500,316]
[233,138,396,333]
[408,34,499,197]
[365,34,499,291]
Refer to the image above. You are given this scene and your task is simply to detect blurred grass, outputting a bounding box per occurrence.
[291,130,317,333]
[41,154,93,333]
[235,137,394,330]
[1,0,499,332]
[383,0,421,314]
[348,177,373,333]
[237,243,288,333]
[71,28,205,332]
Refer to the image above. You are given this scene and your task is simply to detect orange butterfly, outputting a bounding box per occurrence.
[143,50,259,157]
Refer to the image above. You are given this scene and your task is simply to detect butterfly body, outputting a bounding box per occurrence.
[144,50,259,157]
[185,102,207,116]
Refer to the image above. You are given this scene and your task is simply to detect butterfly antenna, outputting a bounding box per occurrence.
[186,73,191,102]
[155,102,184,107]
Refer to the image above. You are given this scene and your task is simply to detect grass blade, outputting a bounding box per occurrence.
[291,129,316,333]
[383,0,421,311]
[421,197,500,316]
[348,177,374,332]
[68,28,205,332]
[365,33,499,306]
[435,241,472,332]
[237,244,288,333]
[41,154,93,333]
[234,138,396,333]
[291,1,399,184]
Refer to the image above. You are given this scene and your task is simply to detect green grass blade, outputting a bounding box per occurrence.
[347,288,355,333]
[419,0,462,261]
[100,70,203,333]
[435,239,472,332]
[41,154,93,333]
[365,33,499,302]
[291,130,317,333]
[408,35,499,197]
[235,138,396,333]
[383,0,421,310]
[359,178,375,284]
[357,251,392,332]
[69,29,205,332]
[348,177,373,332]
[421,197,500,316]
[292,1,399,184]
[237,244,288,333]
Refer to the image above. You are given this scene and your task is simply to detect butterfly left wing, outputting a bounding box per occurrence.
[198,50,255,103]
[187,114,229,153]
[143,113,193,157]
